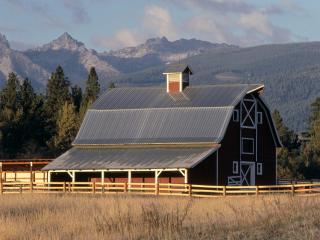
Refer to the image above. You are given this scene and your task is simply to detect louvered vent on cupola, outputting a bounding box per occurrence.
[163,64,193,93]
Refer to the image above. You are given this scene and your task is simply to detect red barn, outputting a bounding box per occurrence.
[44,64,281,186]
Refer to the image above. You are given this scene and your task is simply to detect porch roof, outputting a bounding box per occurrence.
[43,146,219,171]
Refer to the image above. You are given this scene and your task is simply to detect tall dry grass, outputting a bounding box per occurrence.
[0,194,319,240]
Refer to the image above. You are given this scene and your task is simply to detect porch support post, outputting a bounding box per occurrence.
[48,171,51,182]
[128,170,132,191]
[155,170,158,184]
[184,169,188,184]
[101,171,105,183]
[30,162,33,183]
[155,170,162,184]
[72,171,76,183]
[66,170,76,182]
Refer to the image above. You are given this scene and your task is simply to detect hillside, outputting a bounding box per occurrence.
[0,32,319,131]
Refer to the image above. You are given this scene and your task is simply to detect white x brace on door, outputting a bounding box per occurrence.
[240,162,255,185]
[241,98,256,128]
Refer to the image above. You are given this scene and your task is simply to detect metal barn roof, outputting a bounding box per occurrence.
[91,84,262,110]
[73,107,233,145]
[74,84,263,146]
[43,146,219,170]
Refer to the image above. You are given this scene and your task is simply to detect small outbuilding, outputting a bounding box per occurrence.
[44,64,281,186]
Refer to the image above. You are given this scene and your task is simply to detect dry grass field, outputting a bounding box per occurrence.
[0,194,319,240]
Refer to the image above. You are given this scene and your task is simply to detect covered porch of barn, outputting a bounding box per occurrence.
[43,145,220,185]
[48,168,189,184]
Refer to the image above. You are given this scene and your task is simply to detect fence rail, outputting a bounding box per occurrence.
[1,181,320,197]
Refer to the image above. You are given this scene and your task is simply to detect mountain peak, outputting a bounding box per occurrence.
[0,33,10,49]
[145,36,169,45]
[33,32,85,51]
[52,32,84,50]
[58,32,74,40]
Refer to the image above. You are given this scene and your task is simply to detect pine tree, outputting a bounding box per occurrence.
[84,67,100,104]
[19,78,48,154]
[44,66,70,142]
[0,73,22,156]
[0,72,21,121]
[71,85,82,113]
[272,110,299,150]
[45,66,70,120]
[53,101,79,153]
[301,98,320,178]
[79,67,100,122]
[272,110,302,178]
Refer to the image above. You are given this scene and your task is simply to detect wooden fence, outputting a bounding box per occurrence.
[1,181,320,197]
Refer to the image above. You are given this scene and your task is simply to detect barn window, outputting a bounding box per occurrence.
[242,138,254,154]
[257,112,263,124]
[257,163,263,175]
[233,110,239,122]
[232,161,238,174]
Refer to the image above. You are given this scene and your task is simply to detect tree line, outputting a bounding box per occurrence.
[0,66,108,158]
[273,97,320,179]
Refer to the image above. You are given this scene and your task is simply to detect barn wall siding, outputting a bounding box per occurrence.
[256,100,276,185]
[218,113,241,185]
[189,152,217,185]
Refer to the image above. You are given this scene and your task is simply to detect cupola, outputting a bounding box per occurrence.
[163,64,193,92]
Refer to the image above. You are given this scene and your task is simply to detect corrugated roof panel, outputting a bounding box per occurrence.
[43,147,218,170]
[91,84,262,110]
[73,107,233,145]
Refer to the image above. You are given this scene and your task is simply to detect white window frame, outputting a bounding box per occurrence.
[232,161,239,174]
[257,163,263,175]
[233,110,239,122]
[257,112,263,124]
[241,138,255,155]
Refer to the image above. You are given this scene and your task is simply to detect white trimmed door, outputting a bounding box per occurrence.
[240,162,255,185]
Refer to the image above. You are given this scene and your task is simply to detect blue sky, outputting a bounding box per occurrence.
[0,0,318,51]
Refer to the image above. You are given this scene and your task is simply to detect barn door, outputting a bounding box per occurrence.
[240,162,255,185]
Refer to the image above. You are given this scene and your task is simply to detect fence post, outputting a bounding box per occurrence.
[291,184,295,196]
[188,184,192,197]
[92,181,96,194]
[255,186,259,196]
[63,182,66,193]
[223,186,226,196]
[30,181,33,193]
[20,184,22,194]
[102,183,105,194]
[0,174,2,194]
[124,182,127,193]
[155,182,159,195]
[68,182,71,192]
